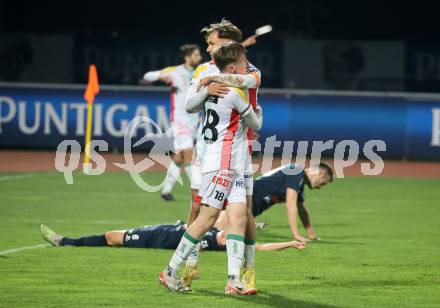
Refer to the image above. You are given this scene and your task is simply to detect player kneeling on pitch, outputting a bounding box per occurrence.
[159,42,263,294]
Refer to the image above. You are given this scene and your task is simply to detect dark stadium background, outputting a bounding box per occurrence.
[1,0,439,91]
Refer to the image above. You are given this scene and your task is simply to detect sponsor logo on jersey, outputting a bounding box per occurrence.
[235,179,245,188]
[211,175,231,188]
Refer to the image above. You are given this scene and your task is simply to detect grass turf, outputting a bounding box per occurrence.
[0,171,439,307]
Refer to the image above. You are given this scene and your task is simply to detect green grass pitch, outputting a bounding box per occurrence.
[0,172,439,307]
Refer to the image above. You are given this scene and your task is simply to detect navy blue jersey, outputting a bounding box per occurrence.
[123,224,224,251]
[252,164,305,216]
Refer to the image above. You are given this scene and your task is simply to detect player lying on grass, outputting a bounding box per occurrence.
[252,163,334,242]
[40,223,306,252]
[140,44,202,201]
[159,42,263,294]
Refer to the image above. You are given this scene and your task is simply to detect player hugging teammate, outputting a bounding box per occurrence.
[159,41,263,294]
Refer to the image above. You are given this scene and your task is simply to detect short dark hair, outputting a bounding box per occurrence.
[180,44,200,59]
[319,162,334,182]
[201,18,242,42]
[211,42,246,71]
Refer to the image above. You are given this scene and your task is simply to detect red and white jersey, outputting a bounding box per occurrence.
[145,64,199,126]
[190,60,261,108]
[201,87,251,174]
[190,61,261,162]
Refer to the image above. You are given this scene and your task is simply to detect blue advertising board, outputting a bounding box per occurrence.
[0,84,439,160]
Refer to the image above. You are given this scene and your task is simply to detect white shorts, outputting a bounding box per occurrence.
[172,121,197,152]
[190,159,202,190]
[199,170,247,210]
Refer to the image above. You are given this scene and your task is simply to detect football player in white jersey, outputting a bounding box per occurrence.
[141,44,202,201]
[159,42,263,294]
[182,19,261,295]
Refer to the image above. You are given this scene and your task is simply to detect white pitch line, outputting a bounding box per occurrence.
[0,174,37,181]
[0,243,50,255]
[0,173,56,181]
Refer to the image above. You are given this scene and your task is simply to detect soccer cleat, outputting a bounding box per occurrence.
[174,220,184,227]
[224,276,245,295]
[40,224,63,246]
[182,265,200,288]
[242,267,257,295]
[255,221,268,229]
[159,267,191,292]
[161,193,175,201]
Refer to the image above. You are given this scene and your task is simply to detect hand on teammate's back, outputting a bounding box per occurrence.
[207,82,230,98]
[196,77,213,92]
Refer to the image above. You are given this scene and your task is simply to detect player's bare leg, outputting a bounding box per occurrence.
[242,195,257,295]
[182,188,202,288]
[181,148,193,184]
[161,152,184,201]
[40,225,125,247]
[187,189,201,226]
[224,202,247,295]
[160,205,220,292]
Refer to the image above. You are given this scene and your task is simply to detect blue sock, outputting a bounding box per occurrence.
[61,234,107,247]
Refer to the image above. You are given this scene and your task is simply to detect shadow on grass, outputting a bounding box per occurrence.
[199,289,337,307]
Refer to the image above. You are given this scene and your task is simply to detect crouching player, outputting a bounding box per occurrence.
[159,42,263,294]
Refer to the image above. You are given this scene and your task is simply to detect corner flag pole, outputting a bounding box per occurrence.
[83,65,100,171]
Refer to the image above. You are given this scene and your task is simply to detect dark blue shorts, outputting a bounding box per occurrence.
[123,226,155,248]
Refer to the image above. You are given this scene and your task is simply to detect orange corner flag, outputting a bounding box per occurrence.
[84,64,100,104]
[83,65,99,170]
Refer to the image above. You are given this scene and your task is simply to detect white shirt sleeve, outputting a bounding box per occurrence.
[242,105,263,131]
[143,70,161,82]
[143,66,177,82]
[185,64,210,113]
[185,83,209,113]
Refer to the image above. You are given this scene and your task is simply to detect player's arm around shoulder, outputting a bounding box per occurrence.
[230,88,263,131]
[199,72,260,90]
